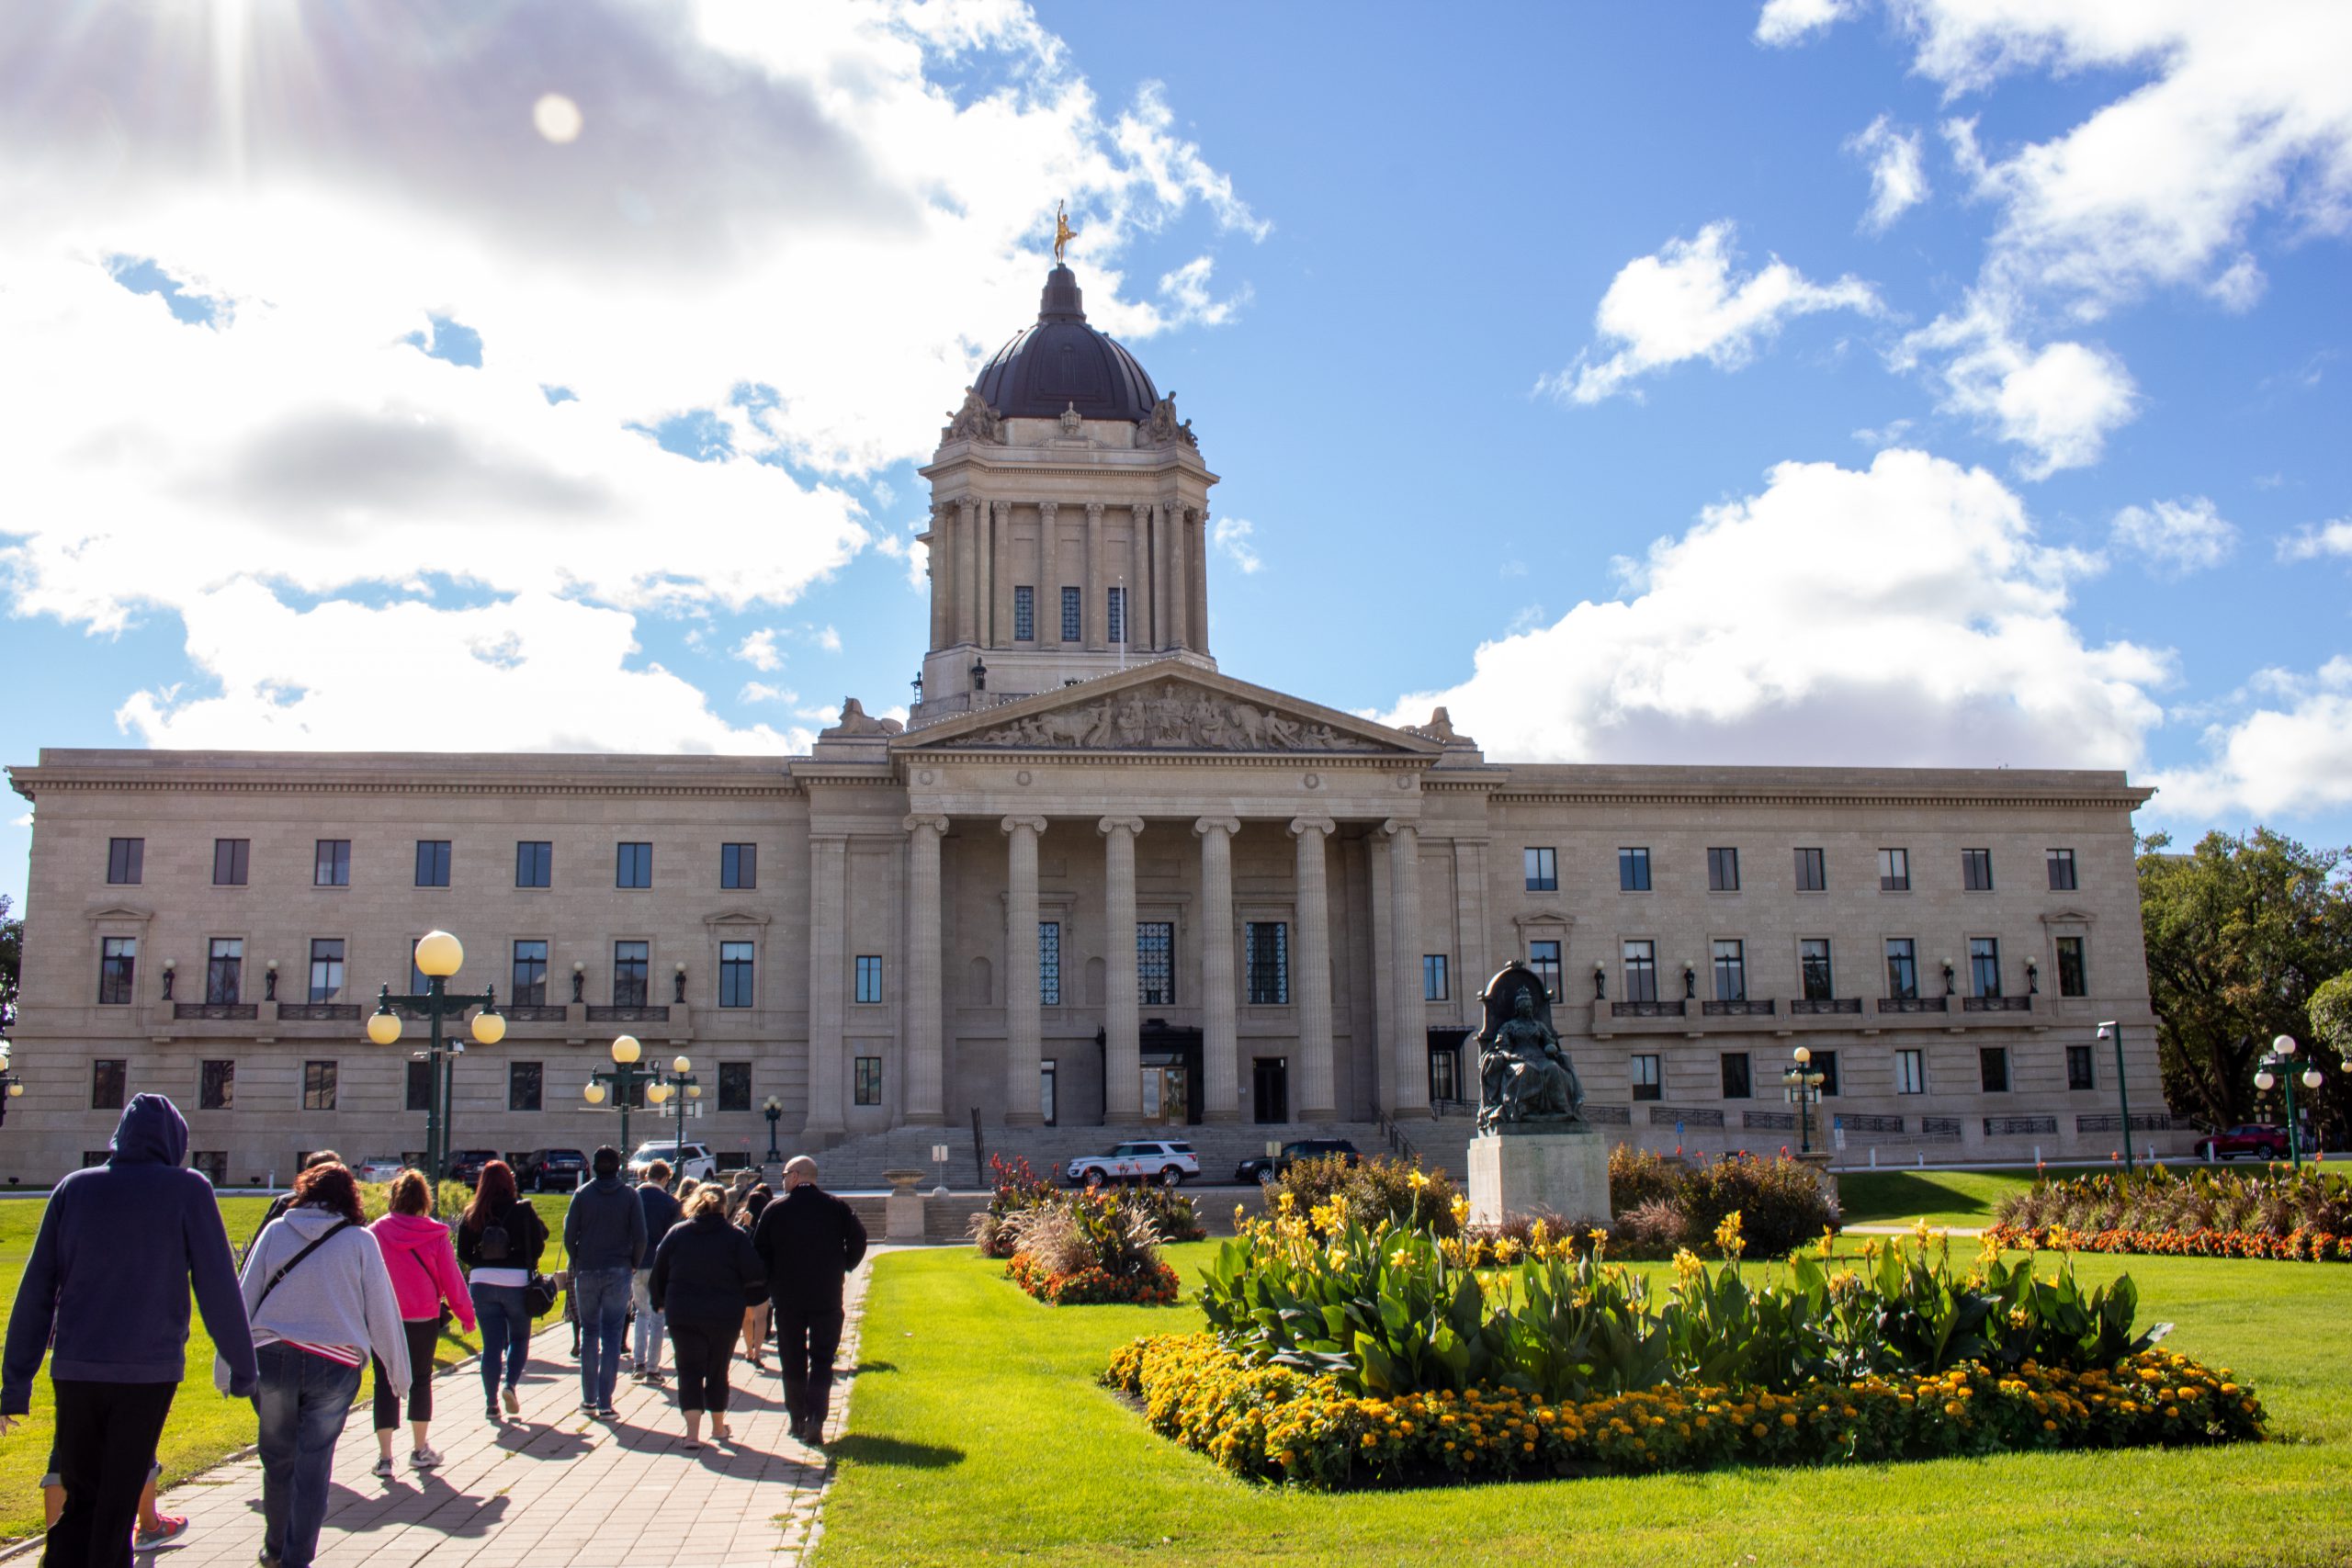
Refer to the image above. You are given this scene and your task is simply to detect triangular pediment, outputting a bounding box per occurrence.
[893,665,1438,757]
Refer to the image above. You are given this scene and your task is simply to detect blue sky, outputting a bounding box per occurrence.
[5,0,2351,912]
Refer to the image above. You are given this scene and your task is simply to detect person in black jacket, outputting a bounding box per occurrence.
[648,1186,765,1449]
[749,1156,867,1446]
[455,1161,548,1423]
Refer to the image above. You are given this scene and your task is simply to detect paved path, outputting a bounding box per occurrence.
[123,1260,876,1568]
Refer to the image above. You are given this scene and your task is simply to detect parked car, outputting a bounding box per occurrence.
[1065,1140,1200,1189]
[2197,1123,2290,1161]
[1233,1138,1361,1185]
[519,1147,589,1191]
[355,1156,406,1184]
[444,1148,504,1185]
[628,1141,718,1183]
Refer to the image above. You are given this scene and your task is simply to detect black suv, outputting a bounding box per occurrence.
[444,1148,505,1185]
[1234,1138,1361,1184]
[520,1148,589,1191]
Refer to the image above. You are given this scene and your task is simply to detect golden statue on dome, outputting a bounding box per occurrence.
[1053,201,1077,265]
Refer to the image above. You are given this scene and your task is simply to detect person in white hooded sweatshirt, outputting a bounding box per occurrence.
[221,1162,409,1568]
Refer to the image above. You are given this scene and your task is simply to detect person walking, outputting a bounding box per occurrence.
[242,1150,344,1266]
[750,1156,866,1447]
[366,1170,476,1476]
[630,1160,682,1382]
[735,1186,774,1371]
[647,1186,765,1450]
[562,1146,645,1418]
[3,1093,257,1568]
[232,1161,410,1568]
[456,1160,547,1422]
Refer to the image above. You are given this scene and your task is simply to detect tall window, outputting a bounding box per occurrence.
[509,1062,543,1112]
[1423,954,1450,1001]
[1618,847,1652,892]
[1012,585,1035,641]
[1061,586,1082,642]
[199,1059,234,1111]
[612,942,650,1007]
[307,939,345,1004]
[206,939,243,1005]
[405,1059,432,1112]
[1979,1046,2009,1094]
[1107,585,1127,644]
[2056,936,2088,998]
[2066,1045,2096,1091]
[414,840,452,887]
[1812,1049,1841,1097]
[409,938,428,997]
[1630,1054,1661,1101]
[1036,921,1062,1006]
[1711,939,1746,1001]
[720,842,757,889]
[1137,923,1174,1005]
[1707,847,1740,892]
[98,937,137,1004]
[1970,936,2002,997]
[301,1061,337,1111]
[2047,848,2078,890]
[313,840,350,886]
[718,1062,752,1111]
[1622,940,1658,1003]
[213,839,250,886]
[1721,1052,1752,1100]
[718,942,755,1008]
[92,1059,127,1111]
[854,1057,884,1106]
[1877,847,1909,891]
[1894,1049,1926,1095]
[616,842,652,888]
[515,840,553,888]
[1793,847,1826,892]
[1800,939,1834,1000]
[1245,922,1289,1005]
[107,838,144,885]
[1962,848,1995,891]
[1523,847,1557,892]
[1528,940,1562,1001]
[1885,938,1918,999]
[512,941,548,1007]
[854,954,884,1004]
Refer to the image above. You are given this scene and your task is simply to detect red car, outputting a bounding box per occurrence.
[2197,1123,2289,1161]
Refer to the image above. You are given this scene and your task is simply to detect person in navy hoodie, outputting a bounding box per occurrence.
[3,1094,259,1568]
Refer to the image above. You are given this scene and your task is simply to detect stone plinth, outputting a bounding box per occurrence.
[882,1168,928,1241]
[1467,1126,1611,1228]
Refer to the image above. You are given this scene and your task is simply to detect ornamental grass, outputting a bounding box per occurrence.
[996,1188,1182,1306]
[969,1154,1206,1259]
[1990,1167,2352,1263]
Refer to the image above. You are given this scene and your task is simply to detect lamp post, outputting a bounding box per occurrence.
[763,1096,785,1163]
[2254,1033,2324,1172]
[366,930,503,1192]
[653,1055,700,1172]
[0,1041,24,1127]
[2098,1021,2132,1170]
[582,1035,662,1157]
[1783,1045,1826,1155]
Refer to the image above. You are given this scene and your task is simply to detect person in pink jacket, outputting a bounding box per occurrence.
[366,1170,477,1476]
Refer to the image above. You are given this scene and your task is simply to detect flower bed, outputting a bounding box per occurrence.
[1010,1252,1182,1306]
[994,1187,1182,1306]
[1986,1223,2352,1262]
[971,1154,1204,1258]
[1989,1167,2352,1264]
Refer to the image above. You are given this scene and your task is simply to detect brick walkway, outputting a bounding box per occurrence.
[112,1259,876,1568]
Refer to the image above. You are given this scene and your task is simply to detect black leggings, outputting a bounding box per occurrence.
[667,1319,736,1414]
[372,1318,442,1430]
[49,1378,175,1568]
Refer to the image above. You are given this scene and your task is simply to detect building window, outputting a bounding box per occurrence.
[1707,848,1740,892]
[1812,1049,1841,1097]
[1711,940,1747,1001]
[213,839,250,886]
[313,840,350,887]
[1038,921,1062,1007]
[206,939,243,1005]
[1622,940,1658,1003]
[1894,1049,1926,1095]
[616,842,653,889]
[1618,847,1652,892]
[414,840,452,887]
[612,942,650,1008]
[1040,1060,1057,1125]
[1962,848,1995,891]
[1138,923,1174,1006]
[1107,585,1127,644]
[854,954,884,1004]
[1523,847,1557,892]
[1246,922,1290,1005]
[98,937,137,1005]
[409,938,428,997]
[1630,1054,1661,1101]
[307,939,345,1004]
[515,840,553,888]
[1979,1046,2009,1094]
[107,837,144,885]
[1800,939,1834,1001]
[2066,1044,2096,1091]
[1970,937,2002,998]
[719,942,755,1008]
[191,1152,227,1187]
[92,1058,127,1111]
[198,1059,234,1111]
[405,1059,432,1113]
[1423,954,1450,1001]
[1528,940,1563,1002]
[2056,936,2088,998]
[1061,586,1082,642]
[854,1057,884,1106]
[1012,585,1035,641]
[1793,847,1826,892]
[301,1061,337,1111]
[1884,939,1918,999]
[721,842,757,889]
[512,941,548,1007]
[1430,1047,1460,1104]
[718,1062,752,1112]
[1721,1053,1752,1100]
[2046,848,2078,891]
[508,1061,543,1112]
[1878,848,1909,892]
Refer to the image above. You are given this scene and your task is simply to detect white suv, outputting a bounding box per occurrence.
[628,1141,719,1183]
[1065,1140,1200,1189]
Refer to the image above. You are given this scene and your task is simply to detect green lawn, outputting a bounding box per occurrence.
[1835,1168,2041,1228]
[817,1241,2352,1568]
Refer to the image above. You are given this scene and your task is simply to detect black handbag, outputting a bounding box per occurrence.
[526,1273,560,1316]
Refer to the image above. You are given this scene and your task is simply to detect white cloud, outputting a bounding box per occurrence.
[1211,516,1262,574]
[1380,447,2166,768]
[1754,0,1867,47]
[1157,255,1250,328]
[738,681,799,705]
[9,813,30,829]
[2278,519,2352,561]
[1541,222,1881,404]
[1894,296,2137,478]
[1848,115,1929,231]
[2110,496,2237,576]
[733,629,786,671]
[2147,658,2352,820]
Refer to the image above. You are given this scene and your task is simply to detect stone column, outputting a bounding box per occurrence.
[1189,507,1211,656]
[805,834,848,1138]
[1288,817,1338,1120]
[1099,817,1144,1122]
[1084,502,1105,651]
[1170,502,1192,651]
[1195,817,1242,1122]
[1367,839,1396,1111]
[902,815,948,1124]
[1038,501,1060,649]
[956,497,978,647]
[1129,503,1150,650]
[1154,502,1175,652]
[992,500,1015,653]
[1001,816,1047,1124]
[926,502,951,651]
[1383,818,1430,1113]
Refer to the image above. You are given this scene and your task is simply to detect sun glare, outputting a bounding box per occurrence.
[532,92,583,144]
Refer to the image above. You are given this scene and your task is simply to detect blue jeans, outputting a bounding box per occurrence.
[253,1344,363,1568]
[571,1267,632,1407]
[471,1282,533,1402]
[630,1269,664,1374]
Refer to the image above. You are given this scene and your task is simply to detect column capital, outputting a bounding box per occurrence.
[1037,499,1058,519]
[1379,816,1420,840]
[1001,814,1048,837]
[1098,815,1145,839]
[1287,815,1338,840]
[1085,500,1103,519]
[1193,816,1241,840]
[902,814,949,837]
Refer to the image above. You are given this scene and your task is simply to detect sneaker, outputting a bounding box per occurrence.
[410,1447,442,1471]
[372,1455,396,1479]
[486,1402,501,1423]
[502,1386,521,1416]
[579,1400,598,1415]
[136,1515,189,1548]
[594,1404,618,1419]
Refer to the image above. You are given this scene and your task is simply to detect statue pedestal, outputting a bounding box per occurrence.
[1467,1126,1611,1228]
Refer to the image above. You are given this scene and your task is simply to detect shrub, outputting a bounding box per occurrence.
[1674,1153,1839,1260]
[1000,1190,1180,1306]
[1993,1166,2352,1259]
[1611,1197,1687,1258]
[1275,1154,1460,1239]
[969,1164,1203,1258]
[1608,1145,1687,1216]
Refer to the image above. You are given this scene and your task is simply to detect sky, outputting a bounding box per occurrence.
[4,0,2351,914]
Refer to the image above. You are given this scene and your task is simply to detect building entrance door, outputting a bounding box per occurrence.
[1140,1064,1189,1125]
[1252,1057,1289,1123]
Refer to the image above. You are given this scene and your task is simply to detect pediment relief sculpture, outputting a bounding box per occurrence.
[953,679,1392,753]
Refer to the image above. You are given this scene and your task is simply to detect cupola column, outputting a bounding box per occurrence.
[956,497,979,647]
[993,501,1016,653]
[926,502,952,652]
[1038,502,1060,649]
[1128,504,1150,650]
[1084,502,1106,652]
[1189,507,1211,656]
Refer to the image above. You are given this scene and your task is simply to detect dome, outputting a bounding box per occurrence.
[970,265,1160,423]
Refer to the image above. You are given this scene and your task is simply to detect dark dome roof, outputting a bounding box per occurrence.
[971,265,1159,423]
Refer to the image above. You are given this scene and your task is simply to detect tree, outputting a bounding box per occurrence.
[2311,971,2352,1070]
[2137,829,2352,1134]
[0,893,17,1035]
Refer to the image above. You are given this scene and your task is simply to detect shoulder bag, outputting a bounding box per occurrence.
[254,1219,358,1311]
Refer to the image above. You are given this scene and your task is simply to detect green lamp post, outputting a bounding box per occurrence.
[2254,1033,2324,1171]
[1782,1044,1826,1155]
[367,930,503,1196]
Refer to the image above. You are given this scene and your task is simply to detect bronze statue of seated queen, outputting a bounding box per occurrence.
[1476,962,1586,1134]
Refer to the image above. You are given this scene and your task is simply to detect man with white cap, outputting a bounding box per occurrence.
[749,1156,866,1446]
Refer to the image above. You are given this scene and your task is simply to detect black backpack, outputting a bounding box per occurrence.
[478,1215,512,1262]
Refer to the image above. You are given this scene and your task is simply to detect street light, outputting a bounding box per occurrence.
[2254,1033,2324,1171]
[364,930,503,1195]
[763,1095,785,1163]
[582,1037,695,1161]
[2098,1021,2132,1170]
[1782,1044,1826,1155]
[0,1041,23,1127]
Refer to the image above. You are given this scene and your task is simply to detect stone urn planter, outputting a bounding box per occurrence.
[882,1168,928,1241]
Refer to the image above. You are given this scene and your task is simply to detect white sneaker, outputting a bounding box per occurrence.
[410,1447,443,1471]
[372,1455,395,1479]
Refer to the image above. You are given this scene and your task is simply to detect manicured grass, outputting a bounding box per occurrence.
[1836,1168,2040,1228]
[816,1240,2352,1568]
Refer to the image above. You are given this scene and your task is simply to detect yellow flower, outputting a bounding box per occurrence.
[1780,1412,1797,1427]
[1672,1247,1706,1284]
[1388,1247,1411,1269]
[1408,1169,1430,1190]
[1451,1196,1472,1224]
[1713,1211,1747,1259]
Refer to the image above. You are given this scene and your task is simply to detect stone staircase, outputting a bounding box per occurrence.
[807,1115,1474,1191]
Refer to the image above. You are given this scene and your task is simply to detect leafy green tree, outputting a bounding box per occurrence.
[2311,971,2352,1069]
[0,893,18,1034]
